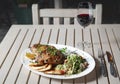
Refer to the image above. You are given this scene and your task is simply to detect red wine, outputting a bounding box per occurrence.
[77,14,93,27]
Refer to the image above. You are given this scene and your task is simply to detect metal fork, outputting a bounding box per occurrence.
[98,49,108,77]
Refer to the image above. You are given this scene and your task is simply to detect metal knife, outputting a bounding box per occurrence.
[106,51,117,77]
[98,49,107,77]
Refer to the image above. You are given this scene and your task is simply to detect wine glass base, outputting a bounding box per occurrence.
[77,41,92,49]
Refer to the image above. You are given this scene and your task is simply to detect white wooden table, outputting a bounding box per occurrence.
[0,25,120,84]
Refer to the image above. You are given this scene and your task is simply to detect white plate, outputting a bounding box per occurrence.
[21,44,95,79]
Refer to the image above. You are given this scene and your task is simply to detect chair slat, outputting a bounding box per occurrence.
[32,4,39,24]
[74,18,79,25]
[54,18,59,25]
[64,18,70,24]
[95,4,102,24]
[43,17,49,24]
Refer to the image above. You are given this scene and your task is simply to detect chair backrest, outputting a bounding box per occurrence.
[32,4,102,25]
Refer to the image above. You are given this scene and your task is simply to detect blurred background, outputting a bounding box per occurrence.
[0,0,120,41]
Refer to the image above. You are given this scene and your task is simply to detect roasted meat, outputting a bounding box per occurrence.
[30,44,65,65]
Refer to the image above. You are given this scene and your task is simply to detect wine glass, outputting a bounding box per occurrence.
[77,2,94,49]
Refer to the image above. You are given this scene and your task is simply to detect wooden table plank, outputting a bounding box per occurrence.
[83,29,97,84]
[40,28,51,44]
[39,28,51,84]
[99,28,120,84]
[50,28,66,84]
[0,27,20,67]
[0,28,28,83]
[91,28,108,84]
[28,28,44,84]
[49,28,59,44]
[74,29,86,84]
[106,28,120,80]
[112,28,120,77]
[113,28,120,50]
[4,28,35,84]
[51,79,62,84]
[63,28,74,84]
[48,28,62,84]
[65,28,74,46]
[57,28,66,45]
[74,28,82,49]
[15,28,36,84]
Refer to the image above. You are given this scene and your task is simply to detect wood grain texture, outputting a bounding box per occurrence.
[0,25,120,84]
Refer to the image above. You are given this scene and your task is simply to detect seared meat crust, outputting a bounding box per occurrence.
[30,44,65,65]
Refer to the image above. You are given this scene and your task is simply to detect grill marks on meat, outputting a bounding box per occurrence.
[30,44,65,65]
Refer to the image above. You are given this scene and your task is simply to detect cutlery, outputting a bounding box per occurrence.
[106,51,117,77]
[98,49,107,77]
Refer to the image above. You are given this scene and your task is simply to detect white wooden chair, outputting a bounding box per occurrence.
[32,4,102,25]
